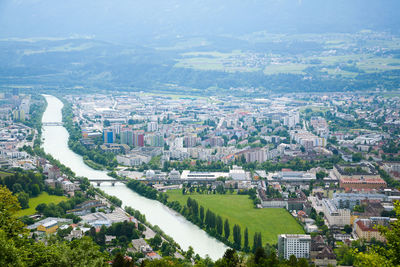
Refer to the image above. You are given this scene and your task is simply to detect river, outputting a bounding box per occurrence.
[41,94,227,260]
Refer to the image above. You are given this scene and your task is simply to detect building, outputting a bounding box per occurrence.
[37,220,59,234]
[62,180,75,192]
[184,135,197,148]
[229,165,247,180]
[146,134,164,147]
[340,178,387,191]
[120,129,134,146]
[290,130,326,148]
[314,247,337,267]
[116,153,151,166]
[381,161,400,179]
[66,200,107,216]
[278,234,311,260]
[169,169,180,179]
[333,163,381,180]
[100,143,130,154]
[12,109,25,121]
[180,170,229,181]
[272,170,316,183]
[235,147,268,163]
[322,199,351,227]
[283,111,300,128]
[332,193,387,210]
[334,164,386,190]
[133,131,145,147]
[147,121,158,132]
[103,128,115,144]
[354,217,389,242]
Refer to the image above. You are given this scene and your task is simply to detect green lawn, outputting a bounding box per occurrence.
[166,190,304,245]
[15,192,67,217]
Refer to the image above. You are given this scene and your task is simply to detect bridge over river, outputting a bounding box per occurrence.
[42,122,63,126]
[90,178,123,186]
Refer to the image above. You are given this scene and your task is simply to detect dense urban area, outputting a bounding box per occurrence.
[1,88,400,266]
[1,1,400,266]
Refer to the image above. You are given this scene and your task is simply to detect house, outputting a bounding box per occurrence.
[66,200,107,216]
[131,238,149,252]
[145,252,162,261]
[105,235,117,244]
[62,180,75,192]
[66,229,84,241]
[314,247,337,267]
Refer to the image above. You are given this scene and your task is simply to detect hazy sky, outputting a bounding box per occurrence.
[1,0,399,41]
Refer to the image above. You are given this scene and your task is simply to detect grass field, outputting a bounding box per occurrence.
[15,192,67,217]
[166,189,304,245]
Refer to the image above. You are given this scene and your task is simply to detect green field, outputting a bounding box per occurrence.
[15,192,67,217]
[166,190,304,245]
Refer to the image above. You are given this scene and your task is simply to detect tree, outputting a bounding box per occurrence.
[149,234,162,250]
[224,219,230,240]
[254,247,267,264]
[200,206,205,224]
[352,152,363,162]
[244,228,249,252]
[215,248,240,267]
[354,201,400,266]
[253,232,262,252]
[216,216,223,236]
[17,192,29,209]
[344,224,352,234]
[289,254,298,265]
[185,246,194,260]
[0,185,26,238]
[316,171,328,180]
[30,184,40,197]
[35,203,47,213]
[233,224,241,249]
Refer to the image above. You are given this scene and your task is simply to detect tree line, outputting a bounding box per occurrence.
[167,196,263,252]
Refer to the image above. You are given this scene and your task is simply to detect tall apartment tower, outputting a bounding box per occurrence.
[278,234,311,260]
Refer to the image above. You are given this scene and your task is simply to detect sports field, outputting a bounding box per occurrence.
[166,189,304,245]
[15,192,67,217]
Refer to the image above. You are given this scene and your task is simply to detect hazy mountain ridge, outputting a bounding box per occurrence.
[1,0,400,42]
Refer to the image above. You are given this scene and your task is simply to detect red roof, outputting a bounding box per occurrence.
[356,220,378,232]
[341,178,386,184]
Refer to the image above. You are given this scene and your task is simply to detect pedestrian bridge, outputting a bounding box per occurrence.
[42,122,63,126]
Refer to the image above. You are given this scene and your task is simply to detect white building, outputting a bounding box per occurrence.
[169,169,180,179]
[322,199,351,227]
[278,234,311,260]
[272,171,316,183]
[180,170,229,180]
[116,154,151,166]
[229,165,247,180]
[147,121,158,132]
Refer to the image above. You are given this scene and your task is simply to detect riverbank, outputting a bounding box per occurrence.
[61,99,117,171]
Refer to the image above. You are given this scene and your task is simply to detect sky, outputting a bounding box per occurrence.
[0,0,399,42]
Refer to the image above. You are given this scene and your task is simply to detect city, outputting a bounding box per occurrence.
[1,88,400,266]
[1,1,400,266]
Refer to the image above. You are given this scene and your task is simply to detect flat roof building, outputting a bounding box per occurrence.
[278,234,311,260]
